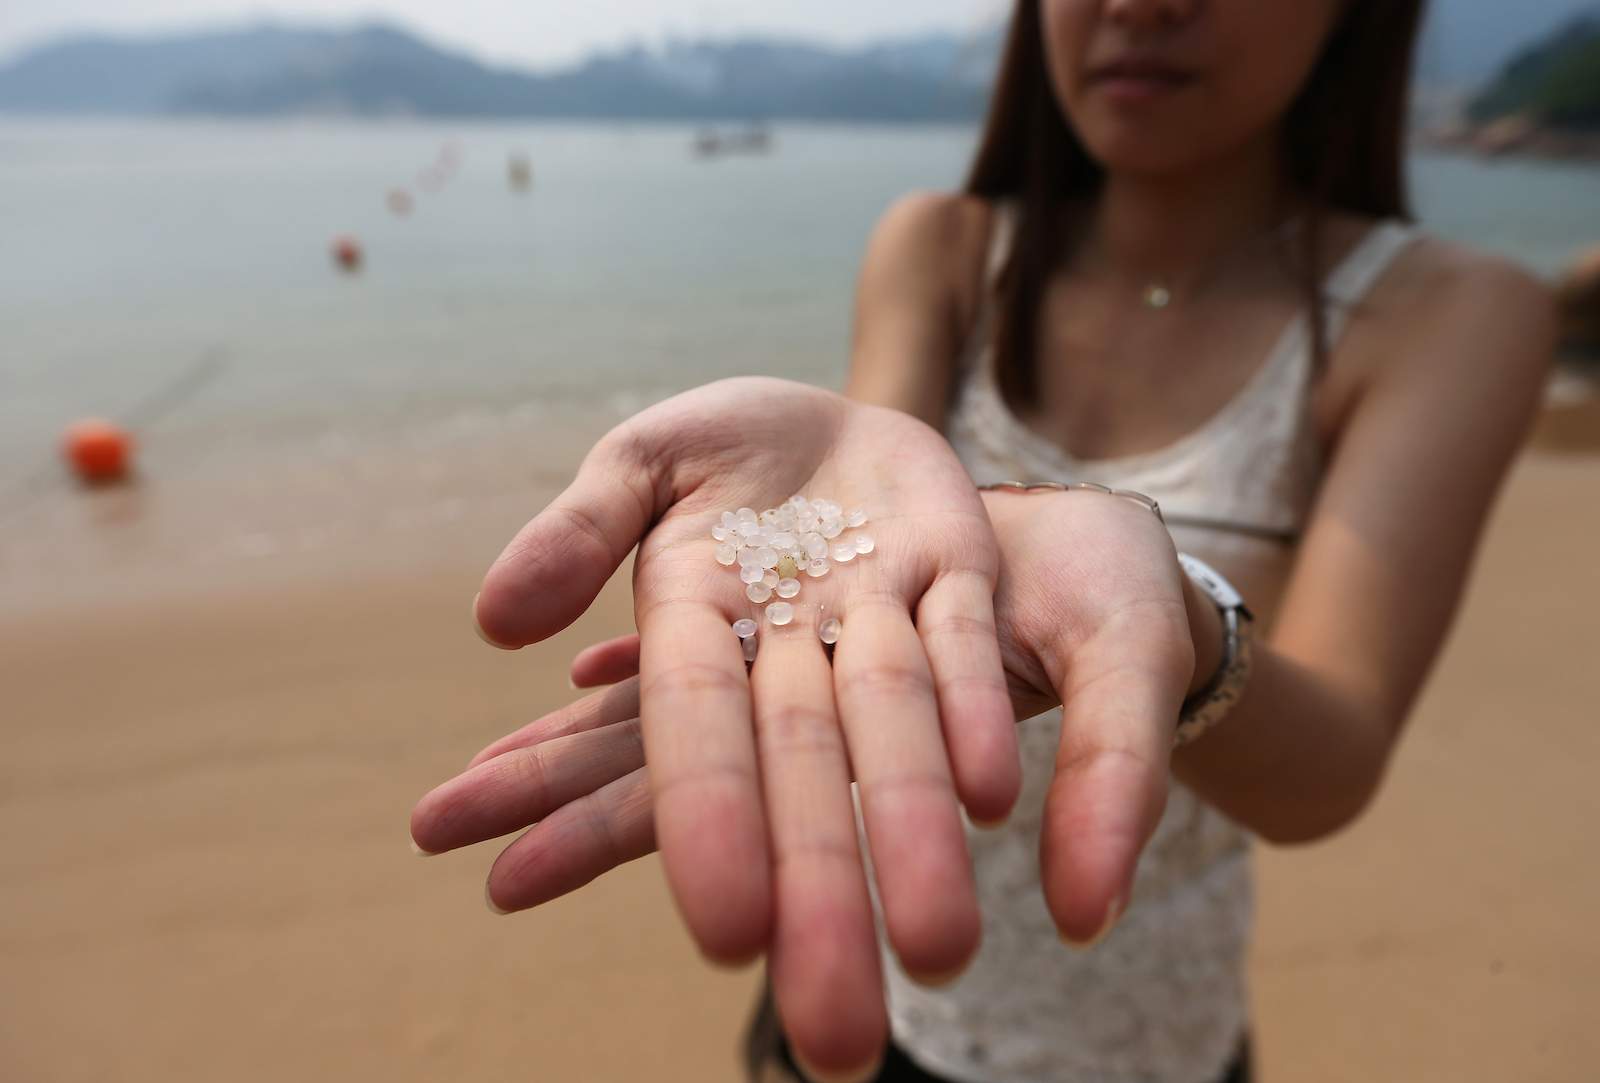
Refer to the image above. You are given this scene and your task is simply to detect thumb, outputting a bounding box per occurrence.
[1040,603,1190,946]
[476,435,658,649]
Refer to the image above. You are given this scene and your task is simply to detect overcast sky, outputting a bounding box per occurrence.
[0,0,1006,67]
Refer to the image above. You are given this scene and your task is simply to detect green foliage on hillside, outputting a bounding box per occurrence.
[1470,16,1600,129]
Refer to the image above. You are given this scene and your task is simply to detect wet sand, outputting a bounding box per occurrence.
[2,445,1598,1081]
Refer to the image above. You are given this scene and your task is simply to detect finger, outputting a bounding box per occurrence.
[466,677,639,769]
[475,431,659,649]
[834,594,980,984]
[487,766,657,912]
[753,605,887,1079]
[412,719,645,855]
[915,569,1020,826]
[1041,606,1188,945]
[638,601,771,964]
[571,633,641,688]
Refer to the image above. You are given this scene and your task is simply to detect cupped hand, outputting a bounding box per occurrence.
[977,486,1194,943]
[411,377,1018,1078]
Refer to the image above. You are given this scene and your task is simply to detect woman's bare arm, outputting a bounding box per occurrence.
[1173,243,1554,841]
[845,192,993,427]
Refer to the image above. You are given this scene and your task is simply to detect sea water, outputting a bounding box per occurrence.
[0,119,1596,603]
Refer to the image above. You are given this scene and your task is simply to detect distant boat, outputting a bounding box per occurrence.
[694,123,772,159]
[508,151,532,192]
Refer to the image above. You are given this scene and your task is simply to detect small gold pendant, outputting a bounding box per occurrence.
[1143,279,1172,309]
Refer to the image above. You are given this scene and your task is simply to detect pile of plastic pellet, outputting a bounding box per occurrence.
[714,496,874,642]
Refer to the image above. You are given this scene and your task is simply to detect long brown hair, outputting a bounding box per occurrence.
[966,0,1427,406]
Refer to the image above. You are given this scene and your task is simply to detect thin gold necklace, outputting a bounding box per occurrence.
[1136,215,1305,310]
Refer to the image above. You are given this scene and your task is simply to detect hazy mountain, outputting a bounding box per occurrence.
[1469,14,1600,128]
[3,4,1593,121]
[0,24,992,121]
[1417,0,1600,86]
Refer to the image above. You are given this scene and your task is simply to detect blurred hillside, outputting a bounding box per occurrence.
[0,24,993,121]
[4,6,1599,123]
[1469,15,1600,129]
[1417,0,1600,85]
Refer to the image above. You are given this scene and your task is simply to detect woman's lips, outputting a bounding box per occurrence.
[1089,60,1198,104]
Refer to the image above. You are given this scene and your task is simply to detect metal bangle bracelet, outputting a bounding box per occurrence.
[977,480,1165,523]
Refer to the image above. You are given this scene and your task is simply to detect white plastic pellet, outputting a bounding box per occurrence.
[761,568,779,588]
[715,544,737,566]
[818,500,844,519]
[819,618,842,644]
[741,563,764,584]
[722,511,739,527]
[737,521,761,537]
[733,618,758,638]
[737,507,758,522]
[743,635,759,662]
[854,533,875,554]
[820,518,845,539]
[755,547,779,569]
[766,602,794,626]
[747,582,773,603]
[807,558,830,577]
[845,509,867,528]
[776,577,800,599]
[830,540,857,563]
[738,545,760,567]
[712,524,731,541]
[804,534,828,559]
[772,532,797,550]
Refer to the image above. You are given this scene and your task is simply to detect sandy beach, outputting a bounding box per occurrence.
[2,436,1598,1081]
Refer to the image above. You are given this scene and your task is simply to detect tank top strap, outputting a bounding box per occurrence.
[983,200,1020,289]
[1321,219,1421,344]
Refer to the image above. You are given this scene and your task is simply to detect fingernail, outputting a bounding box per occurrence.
[567,675,579,690]
[968,813,1012,830]
[485,882,511,916]
[792,1048,883,1083]
[473,592,520,651]
[410,838,440,857]
[1060,889,1129,951]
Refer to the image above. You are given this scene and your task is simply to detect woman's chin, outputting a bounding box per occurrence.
[1074,116,1253,180]
[1080,136,1211,179]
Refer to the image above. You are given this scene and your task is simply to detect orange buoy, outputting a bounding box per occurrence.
[331,233,363,271]
[63,418,134,483]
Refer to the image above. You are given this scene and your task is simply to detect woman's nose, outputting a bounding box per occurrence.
[1103,0,1200,31]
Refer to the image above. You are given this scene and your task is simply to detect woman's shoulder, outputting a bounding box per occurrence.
[1324,212,1554,426]
[1394,232,1546,315]
[862,191,1000,327]
[873,190,996,259]
[1329,213,1548,354]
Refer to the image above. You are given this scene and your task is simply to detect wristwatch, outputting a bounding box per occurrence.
[1175,552,1254,747]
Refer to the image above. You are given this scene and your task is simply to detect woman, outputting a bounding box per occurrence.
[413,1,1552,1080]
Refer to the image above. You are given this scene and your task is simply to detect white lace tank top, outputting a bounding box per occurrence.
[881,217,1420,1083]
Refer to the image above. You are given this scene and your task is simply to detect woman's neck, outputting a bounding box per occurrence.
[1085,136,1294,284]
